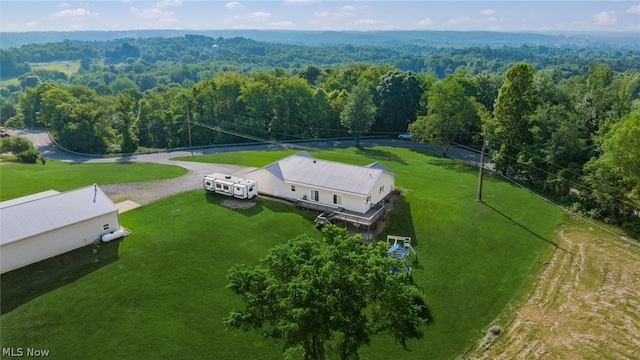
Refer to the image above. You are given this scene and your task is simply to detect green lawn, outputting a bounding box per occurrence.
[0,147,566,359]
[0,159,187,201]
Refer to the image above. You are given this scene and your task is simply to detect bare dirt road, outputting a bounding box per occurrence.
[467,219,640,360]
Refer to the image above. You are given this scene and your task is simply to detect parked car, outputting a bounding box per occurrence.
[398,133,413,140]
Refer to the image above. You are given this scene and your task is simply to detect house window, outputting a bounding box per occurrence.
[379,185,385,194]
[291,185,296,192]
[310,190,319,201]
[103,223,110,231]
[333,194,342,205]
[366,195,371,203]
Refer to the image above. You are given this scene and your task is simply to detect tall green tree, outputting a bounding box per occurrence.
[225,225,426,360]
[375,71,423,133]
[115,90,140,153]
[491,62,539,176]
[582,111,640,234]
[340,82,376,147]
[409,75,479,156]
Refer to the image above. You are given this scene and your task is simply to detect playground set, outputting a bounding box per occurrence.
[387,235,416,276]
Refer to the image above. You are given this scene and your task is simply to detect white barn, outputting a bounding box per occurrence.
[0,185,120,274]
[245,152,395,228]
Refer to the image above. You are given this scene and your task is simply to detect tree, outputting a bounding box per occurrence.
[115,90,140,153]
[409,75,479,156]
[225,225,426,360]
[340,82,376,147]
[582,111,640,234]
[0,135,39,163]
[491,62,538,176]
[375,71,423,134]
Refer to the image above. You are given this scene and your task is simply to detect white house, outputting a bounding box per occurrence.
[0,185,121,274]
[244,152,395,228]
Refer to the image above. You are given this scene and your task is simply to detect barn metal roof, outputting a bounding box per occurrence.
[259,152,394,196]
[0,185,118,245]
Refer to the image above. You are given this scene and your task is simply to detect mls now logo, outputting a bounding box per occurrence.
[2,348,51,357]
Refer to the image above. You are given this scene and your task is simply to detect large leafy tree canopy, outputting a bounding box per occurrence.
[225,225,426,360]
[409,74,480,156]
[340,82,377,147]
[491,62,539,176]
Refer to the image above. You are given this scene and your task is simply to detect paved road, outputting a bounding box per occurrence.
[7,129,489,205]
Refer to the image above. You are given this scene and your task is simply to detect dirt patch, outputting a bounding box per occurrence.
[465,220,640,359]
[221,198,257,209]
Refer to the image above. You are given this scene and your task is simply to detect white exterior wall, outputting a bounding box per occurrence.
[245,169,382,213]
[0,212,119,274]
[367,172,395,208]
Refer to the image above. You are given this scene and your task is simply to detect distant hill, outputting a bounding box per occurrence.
[1,29,638,50]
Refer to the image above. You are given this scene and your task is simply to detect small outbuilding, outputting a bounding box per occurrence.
[0,185,121,274]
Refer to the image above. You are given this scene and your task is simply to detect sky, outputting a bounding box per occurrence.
[1,1,639,33]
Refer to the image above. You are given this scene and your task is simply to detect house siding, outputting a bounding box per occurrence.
[246,168,393,214]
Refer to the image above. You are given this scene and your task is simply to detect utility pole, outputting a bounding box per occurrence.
[186,101,192,149]
[477,132,487,202]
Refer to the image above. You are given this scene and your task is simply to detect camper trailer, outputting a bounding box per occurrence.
[203,173,258,199]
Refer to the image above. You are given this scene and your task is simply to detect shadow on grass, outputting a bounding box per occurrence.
[0,240,121,315]
[356,146,407,165]
[203,192,265,217]
[383,197,418,247]
[483,202,571,254]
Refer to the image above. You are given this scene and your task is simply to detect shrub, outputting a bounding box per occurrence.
[17,148,40,163]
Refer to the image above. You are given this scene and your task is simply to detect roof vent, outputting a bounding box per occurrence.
[313,160,316,163]
[225,175,231,179]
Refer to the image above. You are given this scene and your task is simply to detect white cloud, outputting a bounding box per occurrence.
[480,9,496,16]
[334,5,356,18]
[27,21,38,28]
[355,19,383,25]
[283,0,319,4]
[58,2,70,7]
[156,0,182,8]
[314,11,329,17]
[130,6,175,21]
[627,5,640,15]
[487,17,498,23]
[51,8,97,17]
[593,11,617,26]
[268,20,295,28]
[231,11,272,21]
[225,2,244,10]
[417,18,433,26]
[447,17,471,25]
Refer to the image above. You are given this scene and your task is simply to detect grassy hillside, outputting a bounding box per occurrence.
[0,159,187,201]
[0,147,566,359]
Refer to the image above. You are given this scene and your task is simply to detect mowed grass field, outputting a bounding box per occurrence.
[0,159,187,201]
[1,147,565,359]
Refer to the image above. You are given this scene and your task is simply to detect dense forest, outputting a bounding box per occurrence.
[0,32,639,235]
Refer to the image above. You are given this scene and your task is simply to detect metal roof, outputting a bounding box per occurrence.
[260,153,394,196]
[0,185,118,245]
